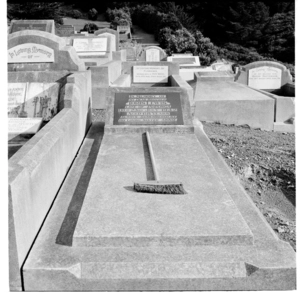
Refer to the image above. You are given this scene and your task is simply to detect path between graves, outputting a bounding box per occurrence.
[92,110,296,251]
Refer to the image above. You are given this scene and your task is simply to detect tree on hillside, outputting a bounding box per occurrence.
[261,11,295,63]
[7,2,64,25]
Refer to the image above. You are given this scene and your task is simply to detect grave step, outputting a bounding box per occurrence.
[79,261,251,280]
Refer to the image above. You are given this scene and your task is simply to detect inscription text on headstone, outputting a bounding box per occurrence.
[114,93,183,125]
[248,66,282,89]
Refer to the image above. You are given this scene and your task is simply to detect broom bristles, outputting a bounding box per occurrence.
[134,181,186,194]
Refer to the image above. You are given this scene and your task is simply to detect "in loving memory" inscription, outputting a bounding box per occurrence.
[114,93,183,125]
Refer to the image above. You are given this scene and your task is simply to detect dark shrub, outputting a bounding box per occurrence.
[88,8,98,20]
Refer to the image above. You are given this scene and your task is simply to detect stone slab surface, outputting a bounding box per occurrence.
[193,81,275,131]
[22,122,296,291]
[73,133,253,247]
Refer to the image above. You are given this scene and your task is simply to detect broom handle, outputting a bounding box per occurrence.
[146,131,159,181]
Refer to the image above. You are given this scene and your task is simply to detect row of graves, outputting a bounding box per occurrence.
[8,20,295,291]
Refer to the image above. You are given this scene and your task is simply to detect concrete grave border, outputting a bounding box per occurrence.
[9,20,55,34]
[8,70,92,291]
[8,30,85,72]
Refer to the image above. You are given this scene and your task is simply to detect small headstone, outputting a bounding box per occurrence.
[146,49,160,61]
[8,43,55,63]
[113,93,183,125]
[56,25,75,37]
[96,33,116,51]
[248,66,282,90]
[117,25,131,41]
[126,47,136,61]
[94,28,119,51]
[9,20,55,34]
[133,66,168,83]
[8,118,43,134]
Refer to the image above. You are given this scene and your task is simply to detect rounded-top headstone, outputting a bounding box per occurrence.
[140,46,167,62]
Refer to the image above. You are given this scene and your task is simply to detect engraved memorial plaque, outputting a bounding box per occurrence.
[8,118,43,134]
[114,93,183,125]
[8,43,55,63]
[248,66,282,89]
[73,38,108,52]
[133,66,168,83]
[11,23,47,33]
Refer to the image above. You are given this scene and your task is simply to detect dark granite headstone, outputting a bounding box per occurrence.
[56,25,75,37]
[12,23,47,32]
[113,93,183,125]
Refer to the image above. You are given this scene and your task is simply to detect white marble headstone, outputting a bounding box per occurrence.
[73,38,108,56]
[248,66,282,89]
[146,48,160,61]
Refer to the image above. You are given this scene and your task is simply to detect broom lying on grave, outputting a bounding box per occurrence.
[134,131,186,194]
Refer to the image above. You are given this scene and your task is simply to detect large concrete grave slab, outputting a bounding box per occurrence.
[73,132,253,247]
[167,55,200,67]
[9,20,55,34]
[193,79,275,131]
[23,121,296,290]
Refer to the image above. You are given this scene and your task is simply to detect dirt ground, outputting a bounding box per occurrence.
[202,122,296,251]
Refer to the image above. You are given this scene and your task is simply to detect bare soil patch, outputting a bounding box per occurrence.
[202,122,295,251]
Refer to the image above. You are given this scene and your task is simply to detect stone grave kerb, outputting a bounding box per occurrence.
[9,19,55,34]
[8,30,85,72]
[94,28,119,51]
[140,46,167,62]
[236,61,293,89]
